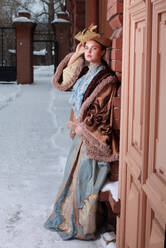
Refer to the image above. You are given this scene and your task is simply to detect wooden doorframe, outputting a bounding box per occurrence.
[117,1,152,247]
[118,1,166,247]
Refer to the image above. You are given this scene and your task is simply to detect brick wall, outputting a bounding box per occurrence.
[66,0,85,50]
[107,0,123,82]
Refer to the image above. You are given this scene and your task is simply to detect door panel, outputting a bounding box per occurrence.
[146,202,165,248]
[129,19,145,154]
[125,169,140,248]
[118,1,147,247]
[118,0,166,247]
[155,10,166,179]
[143,3,166,245]
[127,7,146,185]
[149,217,164,247]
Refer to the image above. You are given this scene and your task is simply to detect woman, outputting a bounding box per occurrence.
[45,25,119,240]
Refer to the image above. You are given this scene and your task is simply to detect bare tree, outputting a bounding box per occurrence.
[0,0,20,25]
[0,0,66,65]
[34,0,65,22]
[0,0,66,24]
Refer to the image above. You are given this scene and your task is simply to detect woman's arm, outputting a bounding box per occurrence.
[78,77,119,154]
[52,52,84,91]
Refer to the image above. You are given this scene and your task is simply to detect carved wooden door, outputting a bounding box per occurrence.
[117,0,166,247]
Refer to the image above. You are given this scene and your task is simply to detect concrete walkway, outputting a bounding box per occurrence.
[0,66,100,248]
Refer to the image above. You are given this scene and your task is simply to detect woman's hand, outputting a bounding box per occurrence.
[75,125,83,136]
[75,42,85,56]
[67,43,85,66]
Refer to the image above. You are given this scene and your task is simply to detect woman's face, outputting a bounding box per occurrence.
[84,40,105,64]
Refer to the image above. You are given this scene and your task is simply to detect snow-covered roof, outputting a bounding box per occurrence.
[52,18,70,24]
[13,17,35,23]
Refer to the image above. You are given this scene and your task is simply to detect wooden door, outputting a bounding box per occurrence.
[117,0,166,247]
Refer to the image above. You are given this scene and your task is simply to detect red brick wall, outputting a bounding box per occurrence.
[99,0,113,38]
[66,0,85,50]
[107,0,123,82]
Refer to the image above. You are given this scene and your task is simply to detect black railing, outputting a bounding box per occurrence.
[0,27,16,81]
[0,27,16,66]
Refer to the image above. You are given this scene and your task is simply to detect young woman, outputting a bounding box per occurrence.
[45,25,119,241]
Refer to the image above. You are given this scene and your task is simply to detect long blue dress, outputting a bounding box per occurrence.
[45,65,110,240]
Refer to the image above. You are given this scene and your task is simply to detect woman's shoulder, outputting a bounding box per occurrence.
[52,53,85,90]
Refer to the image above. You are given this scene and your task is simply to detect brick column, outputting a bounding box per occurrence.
[52,19,71,63]
[107,0,123,81]
[13,12,36,84]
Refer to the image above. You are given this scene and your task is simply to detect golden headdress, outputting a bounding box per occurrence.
[74,24,111,48]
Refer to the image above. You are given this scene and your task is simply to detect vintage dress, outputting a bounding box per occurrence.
[69,64,106,117]
[44,53,119,240]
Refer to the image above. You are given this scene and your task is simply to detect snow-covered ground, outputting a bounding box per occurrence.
[0,66,102,248]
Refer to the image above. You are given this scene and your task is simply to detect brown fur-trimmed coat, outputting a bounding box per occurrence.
[52,53,119,162]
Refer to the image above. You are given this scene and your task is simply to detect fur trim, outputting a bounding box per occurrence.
[82,69,111,103]
[78,75,117,122]
[52,53,84,91]
[86,146,119,162]
[82,137,119,162]
[80,122,112,155]
[83,138,119,162]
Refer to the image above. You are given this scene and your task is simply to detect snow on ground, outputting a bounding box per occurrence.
[0,66,101,248]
